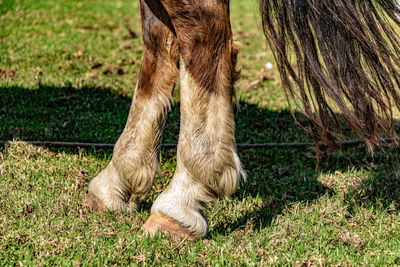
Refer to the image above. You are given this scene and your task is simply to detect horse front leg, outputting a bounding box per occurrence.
[86,0,179,211]
[142,0,245,239]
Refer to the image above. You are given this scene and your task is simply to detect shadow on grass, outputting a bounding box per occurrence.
[1,84,400,234]
[0,85,131,144]
[0,85,313,145]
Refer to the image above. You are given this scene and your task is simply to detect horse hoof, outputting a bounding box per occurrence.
[140,213,200,241]
[85,192,105,212]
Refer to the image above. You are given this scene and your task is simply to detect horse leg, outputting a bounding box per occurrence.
[141,0,245,239]
[86,0,179,211]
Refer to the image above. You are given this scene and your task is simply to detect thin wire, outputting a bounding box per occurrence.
[0,139,396,150]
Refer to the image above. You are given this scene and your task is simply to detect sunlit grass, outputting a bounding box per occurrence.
[1,0,400,265]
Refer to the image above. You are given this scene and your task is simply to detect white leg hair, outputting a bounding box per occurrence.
[151,165,209,236]
[146,64,245,237]
[88,89,173,211]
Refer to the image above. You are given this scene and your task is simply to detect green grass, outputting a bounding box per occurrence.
[1,0,400,265]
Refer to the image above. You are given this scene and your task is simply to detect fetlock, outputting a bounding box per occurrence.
[142,166,209,238]
[87,161,132,211]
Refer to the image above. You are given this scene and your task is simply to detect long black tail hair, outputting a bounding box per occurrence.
[260,0,400,153]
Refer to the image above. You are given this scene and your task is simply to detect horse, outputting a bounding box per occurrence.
[85,0,400,240]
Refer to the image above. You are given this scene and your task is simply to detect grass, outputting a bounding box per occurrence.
[1,0,400,265]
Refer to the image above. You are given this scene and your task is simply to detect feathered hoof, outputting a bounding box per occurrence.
[141,213,200,241]
[85,192,105,212]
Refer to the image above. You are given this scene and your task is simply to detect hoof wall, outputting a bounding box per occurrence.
[85,192,105,212]
[141,213,200,241]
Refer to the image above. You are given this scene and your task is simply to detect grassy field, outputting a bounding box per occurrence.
[1,0,400,265]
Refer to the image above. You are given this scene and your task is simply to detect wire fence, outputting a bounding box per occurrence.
[0,138,397,150]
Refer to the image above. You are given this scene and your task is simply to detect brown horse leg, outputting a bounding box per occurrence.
[142,0,245,239]
[86,0,179,211]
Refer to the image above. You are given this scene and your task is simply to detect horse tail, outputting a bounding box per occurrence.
[259,0,400,153]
